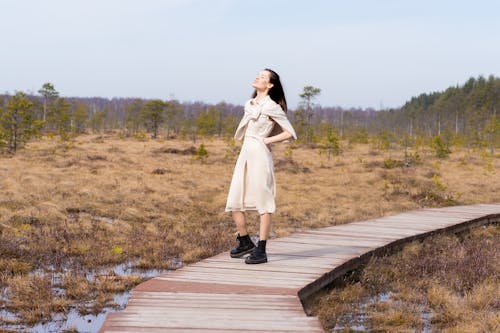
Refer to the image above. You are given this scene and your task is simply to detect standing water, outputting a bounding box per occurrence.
[0,261,180,333]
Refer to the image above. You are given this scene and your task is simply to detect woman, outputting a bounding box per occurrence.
[225,68,297,264]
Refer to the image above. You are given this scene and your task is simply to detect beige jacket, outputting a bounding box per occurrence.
[225,95,297,214]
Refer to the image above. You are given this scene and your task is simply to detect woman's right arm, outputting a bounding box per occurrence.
[263,130,292,145]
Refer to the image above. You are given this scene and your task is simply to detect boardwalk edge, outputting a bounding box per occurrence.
[298,212,500,303]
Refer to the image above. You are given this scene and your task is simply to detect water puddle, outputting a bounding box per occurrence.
[1,261,179,332]
[330,291,432,332]
[29,292,130,333]
[330,293,387,332]
[0,308,18,325]
[109,259,183,276]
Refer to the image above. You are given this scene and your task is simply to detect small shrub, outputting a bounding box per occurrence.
[404,151,422,166]
[325,127,341,158]
[152,168,168,175]
[348,128,369,144]
[372,131,392,151]
[413,175,461,206]
[431,135,451,158]
[480,150,495,173]
[432,175,447,192]
[132,131,148,141]
[383,158,404,169]
[412,136,425,152]
[196,143,208,161]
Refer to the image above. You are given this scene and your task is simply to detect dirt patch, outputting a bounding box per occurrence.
[153,146,197,155]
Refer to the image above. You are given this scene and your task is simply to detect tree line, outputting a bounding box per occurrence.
[1,75,499,154]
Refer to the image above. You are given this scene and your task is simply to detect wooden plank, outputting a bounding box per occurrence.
[129,292,299,302]
[187,262,334,275]
[192,260,340,273]
[177,264,320,276]
[324,225,431,237]
[104,314,323,331]
[281,236,390,246]
[133,279,299,295]
[322,224,432,234]
[103,329,320,333]
[168,271,318,284]
[352,222,449,231]
[281,233,393,242]
[155,275,309,287]
[99,204,500,333]
[297,230,399,241]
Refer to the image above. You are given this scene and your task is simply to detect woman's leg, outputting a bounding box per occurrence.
[245,213,271,264]
[230,211,255,258]
[232,211,248,235]
[259,213,272,240]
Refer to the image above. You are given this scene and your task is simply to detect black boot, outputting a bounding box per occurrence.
[245,240,267,264]
[230,234,255,258]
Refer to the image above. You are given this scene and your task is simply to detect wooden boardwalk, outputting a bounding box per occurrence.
[100,204,500,332]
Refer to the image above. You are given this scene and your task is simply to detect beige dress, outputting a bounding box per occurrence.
[225,95,297,214]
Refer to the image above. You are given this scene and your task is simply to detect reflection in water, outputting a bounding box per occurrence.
[331,291,432,333]
[30,292,130,333]
[1,262,177,333]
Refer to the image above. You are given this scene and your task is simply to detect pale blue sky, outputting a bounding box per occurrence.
[1,0,499,109]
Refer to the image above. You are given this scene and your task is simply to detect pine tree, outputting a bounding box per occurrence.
[38,82,59,123]
[484,114,500,154]
[196,107,219,136]
[72,103,88,134]
[325,125,340,159]
[0,92,43,152]
[164,100,184,139]
[51,98,72,139]
[431,135,451,158]
[299,86,321,145]
[125,99,144,135]
[89,110,106,133]
[141,100,165,139]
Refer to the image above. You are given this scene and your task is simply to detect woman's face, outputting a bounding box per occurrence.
[252,70,273,92]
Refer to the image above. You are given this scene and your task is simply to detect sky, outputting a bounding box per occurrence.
[1,0,499,109]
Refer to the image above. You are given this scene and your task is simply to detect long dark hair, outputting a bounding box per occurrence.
[252,68,288,113]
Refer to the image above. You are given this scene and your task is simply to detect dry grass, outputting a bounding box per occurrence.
[5,275,69,325]
[0,133,499,327]
[311,225,500,332]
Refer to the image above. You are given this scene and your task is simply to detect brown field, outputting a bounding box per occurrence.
[310,225,499,332]
[0,133,499,326]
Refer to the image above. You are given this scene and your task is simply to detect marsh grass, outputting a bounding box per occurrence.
[310,225,500,332]
[5,275,69,325]
[0,133,499,327]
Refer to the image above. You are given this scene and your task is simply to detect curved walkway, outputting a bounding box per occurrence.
[100,204,500,332]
